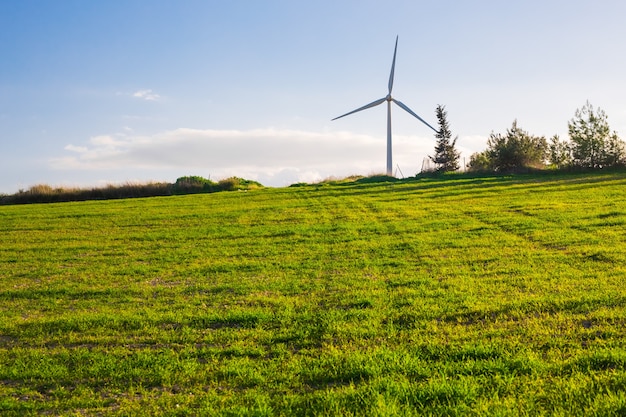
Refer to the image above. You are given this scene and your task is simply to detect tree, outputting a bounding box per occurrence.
[548,135,571,168]
[605,134,626,167]
[568,101,625,168]
[485,120,548,172]
[429,105,460,172]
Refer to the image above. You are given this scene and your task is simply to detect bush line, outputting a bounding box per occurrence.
[0,176,263,205]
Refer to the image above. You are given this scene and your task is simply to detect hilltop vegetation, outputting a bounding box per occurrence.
[465,102,626,174]
[0,176,263,205]
[2,171,626,415]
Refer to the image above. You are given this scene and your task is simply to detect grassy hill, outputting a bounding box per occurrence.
[2,172,626,415]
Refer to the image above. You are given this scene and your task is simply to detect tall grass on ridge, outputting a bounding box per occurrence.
[0,176,263,205]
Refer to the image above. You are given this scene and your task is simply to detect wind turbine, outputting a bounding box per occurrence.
[332,36,439,176]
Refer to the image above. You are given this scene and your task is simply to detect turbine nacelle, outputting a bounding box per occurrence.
[332,36,438,176]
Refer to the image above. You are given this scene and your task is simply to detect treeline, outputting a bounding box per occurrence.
[0,176,263,205]
[429,101,626,174]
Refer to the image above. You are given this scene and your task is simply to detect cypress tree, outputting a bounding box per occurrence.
[429,105,460,172]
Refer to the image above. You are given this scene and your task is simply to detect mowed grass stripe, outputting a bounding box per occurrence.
[1,172,626,415]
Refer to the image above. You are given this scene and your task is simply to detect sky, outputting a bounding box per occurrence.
[2,0,626,193]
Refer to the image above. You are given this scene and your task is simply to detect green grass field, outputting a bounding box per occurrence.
[2,172,626,416]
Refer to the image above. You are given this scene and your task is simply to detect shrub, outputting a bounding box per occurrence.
[217,177,240,191]
[172,176,216,194]
[468,151,492,172]
[485,120,548,173]
[236,178,263,189]
[216,177,263,191]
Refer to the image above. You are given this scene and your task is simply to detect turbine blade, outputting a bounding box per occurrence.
[332,97,386,121]
[388,36,398,95]
[392,99,439,133]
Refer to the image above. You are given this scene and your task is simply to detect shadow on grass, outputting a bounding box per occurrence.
[441,295,626,326]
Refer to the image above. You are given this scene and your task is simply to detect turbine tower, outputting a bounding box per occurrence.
[332,36,439,176]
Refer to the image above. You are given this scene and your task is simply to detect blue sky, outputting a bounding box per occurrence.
[2,1,626,193]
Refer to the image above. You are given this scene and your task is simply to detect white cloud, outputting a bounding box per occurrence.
[64,144,88,153]
[89,135,135,148]
[132,89,160,101]
[51,128,483,186]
